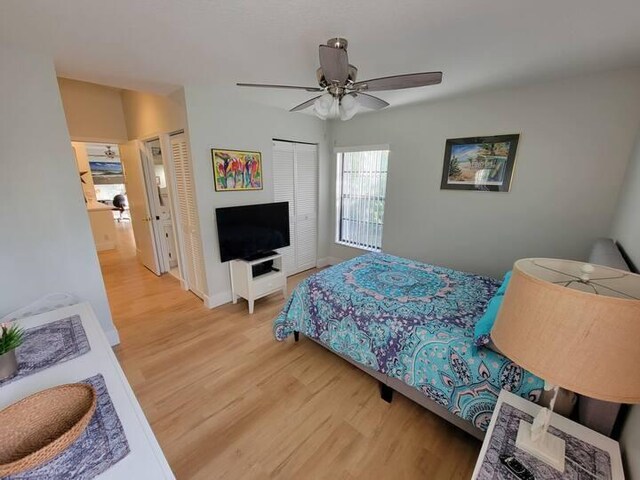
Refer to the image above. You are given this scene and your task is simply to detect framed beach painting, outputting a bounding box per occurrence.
[211,149,263,192]
[440,134,519,192]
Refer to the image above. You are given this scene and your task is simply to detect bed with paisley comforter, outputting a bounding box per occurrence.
[273,252,543,436]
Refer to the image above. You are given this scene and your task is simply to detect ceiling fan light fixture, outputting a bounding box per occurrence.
[313,93,334,119]
[339,94,358,121]
[238,38,442,120]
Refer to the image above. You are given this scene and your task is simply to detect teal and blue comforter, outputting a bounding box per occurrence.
[273,253,543,431]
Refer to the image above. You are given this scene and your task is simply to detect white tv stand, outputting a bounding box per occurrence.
[229,253,287,314]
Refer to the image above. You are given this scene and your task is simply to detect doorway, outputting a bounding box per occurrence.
[144,138,180,279]
[118,137,183,279]
[71,138,183,279]
[71,132,207,307]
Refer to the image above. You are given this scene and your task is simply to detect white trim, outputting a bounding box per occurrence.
[205,290,233,309]
[334,144,390,153]
[104,326,120,346]
[71,135,128,144]
[335,240,380,252]
[316,257,342,268]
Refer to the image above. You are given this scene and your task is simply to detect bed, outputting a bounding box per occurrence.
[273,252,544,439]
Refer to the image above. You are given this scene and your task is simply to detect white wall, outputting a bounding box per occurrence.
[328,68,640,278]
[120,88,187,140]
[611,130,640,270]
[57,77,128,143]
[182,87,330,305]
[611,128,640,479]
[0,45,118,343]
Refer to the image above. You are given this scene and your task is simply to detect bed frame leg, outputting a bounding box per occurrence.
[293,331,299,342]
[380,382,393,403]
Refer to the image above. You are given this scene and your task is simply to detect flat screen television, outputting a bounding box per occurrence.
[215,202,290,262]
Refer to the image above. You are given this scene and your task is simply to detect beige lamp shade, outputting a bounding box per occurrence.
[492,258,640,404]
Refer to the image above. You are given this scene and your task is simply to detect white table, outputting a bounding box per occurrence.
[0,302,175,479]
[472,390,624,479]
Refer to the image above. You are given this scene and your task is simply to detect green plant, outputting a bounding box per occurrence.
[448,156,462,178]
[0,323,24,355]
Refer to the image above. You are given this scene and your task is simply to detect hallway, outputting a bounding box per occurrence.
[96,227,479,479]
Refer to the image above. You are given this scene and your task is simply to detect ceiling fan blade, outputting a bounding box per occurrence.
[319,45,349,84]
[237,83,322,92]
[353,72,442,91]
[351,92,389,110]
[290,96,322,112]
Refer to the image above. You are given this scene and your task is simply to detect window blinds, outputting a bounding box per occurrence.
[336,149,389,251]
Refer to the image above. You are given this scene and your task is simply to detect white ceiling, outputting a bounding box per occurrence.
[3,0,640,110]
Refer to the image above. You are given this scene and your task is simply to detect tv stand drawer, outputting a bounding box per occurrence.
[253,271,285,297]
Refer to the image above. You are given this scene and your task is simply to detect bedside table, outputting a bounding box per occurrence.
[472,390,625,479]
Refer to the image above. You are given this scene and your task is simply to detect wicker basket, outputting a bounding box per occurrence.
[0,383,97,476]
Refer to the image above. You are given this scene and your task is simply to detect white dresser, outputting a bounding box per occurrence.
[0,302,174,479]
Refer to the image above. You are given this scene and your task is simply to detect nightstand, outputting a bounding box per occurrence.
[472,390,625,479]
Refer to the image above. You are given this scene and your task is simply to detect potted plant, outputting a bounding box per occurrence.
[0,322,24,380]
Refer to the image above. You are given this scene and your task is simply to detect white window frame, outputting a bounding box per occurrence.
[335,145,390,252]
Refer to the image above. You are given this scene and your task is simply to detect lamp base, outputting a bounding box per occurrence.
[515,420,565,471]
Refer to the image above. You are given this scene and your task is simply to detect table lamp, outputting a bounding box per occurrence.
[491,258,640,471]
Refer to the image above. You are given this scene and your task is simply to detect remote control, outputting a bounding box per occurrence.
[499,455,535,480]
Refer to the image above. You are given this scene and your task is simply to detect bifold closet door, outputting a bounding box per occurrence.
[293,143,318,273]
[170,133,207,299]
[272,141,296,275]
[272,140,318,276]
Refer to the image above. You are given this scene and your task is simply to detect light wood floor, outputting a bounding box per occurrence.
[98,224,481,479]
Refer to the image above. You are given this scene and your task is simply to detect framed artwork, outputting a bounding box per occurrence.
[211,149,263,191]
[440,134,519,192]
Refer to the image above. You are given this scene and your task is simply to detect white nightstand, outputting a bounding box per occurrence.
[472,390,624,479]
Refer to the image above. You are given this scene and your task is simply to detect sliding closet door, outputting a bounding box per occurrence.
[272,140,318,276]
[273,141,296,275]
[170,132,207,299]
[293,143,318,272]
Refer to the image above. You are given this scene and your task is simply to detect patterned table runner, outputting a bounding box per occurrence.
[476,403,611,479]
[0,315,90,386]
[6,374,130,479]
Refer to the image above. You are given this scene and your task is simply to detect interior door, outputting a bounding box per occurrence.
[272,140,318,276]
[170,132,207,299]
[119,140,161,275]
[293,143,318,272]
[140,139,169,273]
[272,141,296,275]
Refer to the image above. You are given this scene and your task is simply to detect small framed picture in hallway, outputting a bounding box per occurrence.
[211,148,263,192]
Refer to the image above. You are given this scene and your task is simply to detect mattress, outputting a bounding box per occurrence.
[273,252,543,431]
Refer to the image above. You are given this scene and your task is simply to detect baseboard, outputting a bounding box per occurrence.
[105,326,120,346]
[317,257,342,268]
[205,290,233,309]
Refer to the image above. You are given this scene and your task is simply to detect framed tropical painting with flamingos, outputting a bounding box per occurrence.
[211,149,263,191]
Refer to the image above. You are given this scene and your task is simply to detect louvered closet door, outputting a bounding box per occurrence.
[293,143,318,272]
[170,133,207,299]
[272,141,296,276]
[272,141,318,276]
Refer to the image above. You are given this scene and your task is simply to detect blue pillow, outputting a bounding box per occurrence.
[496,270,512,296]
[474,271,511,347]
[474,295,504,346]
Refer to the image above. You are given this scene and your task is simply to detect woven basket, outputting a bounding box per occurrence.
[0,383,97,476]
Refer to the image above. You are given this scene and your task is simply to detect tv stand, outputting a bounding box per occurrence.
[229,253,286,314]
[243,250,277,262]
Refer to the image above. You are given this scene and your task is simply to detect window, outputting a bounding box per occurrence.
[336,148,389,251]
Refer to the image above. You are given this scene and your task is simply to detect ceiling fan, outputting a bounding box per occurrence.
[237,38,442,121]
